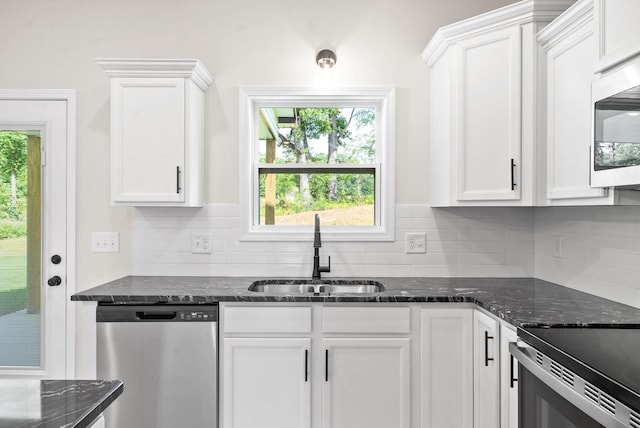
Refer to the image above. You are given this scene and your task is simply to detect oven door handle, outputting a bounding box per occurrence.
[509,342,628,428]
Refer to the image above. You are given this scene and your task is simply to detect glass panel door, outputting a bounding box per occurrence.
[0,98,69,379]
[0,130,42,369]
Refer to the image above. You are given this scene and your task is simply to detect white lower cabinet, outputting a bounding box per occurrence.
[500,325,519,428]
[222,338,311,428]
[221,303,518,428]
[322,338,410,428]
[221,304,411,428]
[474,310,500,428]
[420,308,473,428]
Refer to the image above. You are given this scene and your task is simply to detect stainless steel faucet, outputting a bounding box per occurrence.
[312,213,331,280]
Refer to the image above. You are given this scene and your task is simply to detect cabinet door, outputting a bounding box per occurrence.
[420,308,473,428]
[595,0,640,71]
[322,338,410,428]
[222,338,311,428]
[456,26,521,201]
[500,325,518,428]
[545,15,610,204]
[474,310,500,428]
[111,77,185,203]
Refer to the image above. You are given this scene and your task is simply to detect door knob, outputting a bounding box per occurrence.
[51,255,62,264]
[47,276,62,286]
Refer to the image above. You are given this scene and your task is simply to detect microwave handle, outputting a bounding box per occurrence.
[587,143,593,187]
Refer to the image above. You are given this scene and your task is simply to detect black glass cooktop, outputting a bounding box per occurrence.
[519,326,640,413]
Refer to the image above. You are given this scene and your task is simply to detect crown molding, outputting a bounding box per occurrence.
[95,58,214,91]
[537,0,593,49]
[422,0,577,66]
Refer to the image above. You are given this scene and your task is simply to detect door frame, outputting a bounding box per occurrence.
[0,89,76,378]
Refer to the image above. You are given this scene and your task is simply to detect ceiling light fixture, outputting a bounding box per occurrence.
[316,49,337,69]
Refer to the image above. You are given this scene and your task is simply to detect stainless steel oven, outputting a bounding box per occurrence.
[511,327,640,428]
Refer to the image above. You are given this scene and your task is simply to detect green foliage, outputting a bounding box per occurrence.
[0,131,27,176]
[0,222,27,239]
[296,108,350,142]
[595,141,640,167]
[0,131,28,221]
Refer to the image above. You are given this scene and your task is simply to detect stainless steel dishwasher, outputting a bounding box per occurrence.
[97,304,218,428]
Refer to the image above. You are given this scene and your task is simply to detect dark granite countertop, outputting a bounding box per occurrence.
[71,276,640,327]
[0,379,123,428]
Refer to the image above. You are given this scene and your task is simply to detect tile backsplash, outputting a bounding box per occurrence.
[132,204,535,278]
[132,204,640,308]
[535,206,640,309]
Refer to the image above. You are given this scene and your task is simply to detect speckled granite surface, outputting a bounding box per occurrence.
[0,379,123,428]
[71,276,640,327]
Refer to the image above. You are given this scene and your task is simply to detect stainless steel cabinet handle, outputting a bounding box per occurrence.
[485,331,494,366]
[176,166,181,194]
[510,354,517,388]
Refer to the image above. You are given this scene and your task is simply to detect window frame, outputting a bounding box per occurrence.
[239,87,395,241]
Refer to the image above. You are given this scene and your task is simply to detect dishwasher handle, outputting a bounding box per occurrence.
[136,311,177,320]
[96,304,218,322]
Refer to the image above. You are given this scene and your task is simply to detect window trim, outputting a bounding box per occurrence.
[239,87,395,241]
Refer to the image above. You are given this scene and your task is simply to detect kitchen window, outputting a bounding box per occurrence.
[239,87,395,241]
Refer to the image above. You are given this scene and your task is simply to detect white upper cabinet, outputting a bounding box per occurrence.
[456,26,522,202]
[538,0,640,206]
[424,0,575,207]
[97,59,213,206]
[594,0,640,72]
[538,0,614,205]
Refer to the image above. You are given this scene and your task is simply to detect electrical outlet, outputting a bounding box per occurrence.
[91,232,120,253]
[191,233,212,254]
[405,232,426,254]
[553,235,563,258]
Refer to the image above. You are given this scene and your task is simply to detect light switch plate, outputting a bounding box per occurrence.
[553,235,563,258]
[91,232,120,253]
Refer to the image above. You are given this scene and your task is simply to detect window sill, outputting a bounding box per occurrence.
[240,225,395,242]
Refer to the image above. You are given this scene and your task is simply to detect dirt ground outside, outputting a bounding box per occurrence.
[274,205,374,225]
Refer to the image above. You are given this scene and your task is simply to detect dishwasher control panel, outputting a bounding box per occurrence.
[180,310,217,321]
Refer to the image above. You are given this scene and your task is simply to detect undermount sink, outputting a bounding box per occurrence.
[248,279,385,295]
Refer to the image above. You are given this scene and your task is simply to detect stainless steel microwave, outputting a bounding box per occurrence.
[591,57,640,188]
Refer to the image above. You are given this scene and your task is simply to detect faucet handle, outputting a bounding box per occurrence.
[320,256,331,273]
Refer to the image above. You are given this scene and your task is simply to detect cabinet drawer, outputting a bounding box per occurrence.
[322,307,410,334]
[223,306,312,334]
